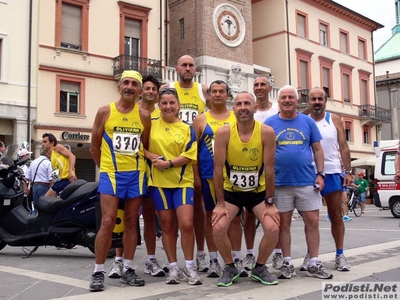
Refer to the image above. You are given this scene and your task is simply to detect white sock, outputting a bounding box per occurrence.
[123,259,133,272]
[247,249,254,255]
[185,260,194,268]
[169,261,177,268]
[232,251,241,260]
[309,257,319,267]
[147,255,155,261]
[283,256,292,265]
[94,264,104,273]
[273,249,282,255]
[115,256,123,262]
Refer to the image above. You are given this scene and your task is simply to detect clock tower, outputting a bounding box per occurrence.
[167,0,256,94]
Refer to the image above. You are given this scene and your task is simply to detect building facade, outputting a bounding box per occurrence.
[2,0,390,179]
[0,0,38,150]
[252,0,388,161]
[375,0,400,141]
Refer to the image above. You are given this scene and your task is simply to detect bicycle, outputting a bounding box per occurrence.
[346,187,362,217]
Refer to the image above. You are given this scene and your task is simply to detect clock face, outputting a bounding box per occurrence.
[213,4,246,47]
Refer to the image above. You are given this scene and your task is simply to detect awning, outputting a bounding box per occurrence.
[350,155,376,168]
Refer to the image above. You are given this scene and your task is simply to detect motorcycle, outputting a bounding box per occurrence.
[0,155,115,258]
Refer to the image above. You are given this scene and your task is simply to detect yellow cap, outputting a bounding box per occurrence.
[119,70,142,85]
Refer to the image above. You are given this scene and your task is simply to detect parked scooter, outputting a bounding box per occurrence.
[0,155,115,258]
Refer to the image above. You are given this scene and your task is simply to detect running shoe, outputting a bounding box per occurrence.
[278,262,296,279]
[217,265,239,287]
[251,265,279,285]
[162,259,170,273]
[108,260,123,278]
[120,267,145,286]
[166,265,181,284]
[307,261,333,279]
[342,215,352,221]
[144,258,165,277]
[89,271,105,292]
[242,254,256,271]
[234,258,248,277]
[299,253,310,271]
[272,253,283,270]
[182,265,202,285]
[196,253,209,272]
[335,254,350,271]
[207,258,222,278]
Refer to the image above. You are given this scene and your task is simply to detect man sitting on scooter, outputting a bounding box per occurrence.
[41,133,77,197]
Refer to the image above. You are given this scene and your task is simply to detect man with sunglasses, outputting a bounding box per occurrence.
[162,55,209,272]
[89,70,151,292]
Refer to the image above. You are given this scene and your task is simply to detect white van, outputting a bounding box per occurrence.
[373,140,400,218]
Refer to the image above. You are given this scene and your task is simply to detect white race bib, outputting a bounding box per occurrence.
[229,171,258,191]
[113,133,141,154]
[179,109,198,124]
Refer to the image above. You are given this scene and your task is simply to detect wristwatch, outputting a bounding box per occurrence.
[316,171,326,178]
[265,196,276,205]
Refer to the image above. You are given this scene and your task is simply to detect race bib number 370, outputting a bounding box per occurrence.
[113,133,141,155]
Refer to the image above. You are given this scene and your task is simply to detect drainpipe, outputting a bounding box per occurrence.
[27,0,33,149]
[159,0,162,78]
[285,0,291,85]
[164,0,168,68]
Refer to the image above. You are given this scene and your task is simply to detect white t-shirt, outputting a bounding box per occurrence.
[254,102,279,123]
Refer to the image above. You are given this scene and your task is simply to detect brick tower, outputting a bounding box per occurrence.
[167,0,255,92]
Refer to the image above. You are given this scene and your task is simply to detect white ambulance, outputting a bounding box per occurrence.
[373,140,400,218]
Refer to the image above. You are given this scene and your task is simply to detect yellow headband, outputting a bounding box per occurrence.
[119,70,142,85]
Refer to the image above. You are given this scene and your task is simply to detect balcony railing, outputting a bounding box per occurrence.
[113,55,162,80]
[298,89,309,106]
[359,105,391,123]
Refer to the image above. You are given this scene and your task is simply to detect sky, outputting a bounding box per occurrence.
[334,0,396,51]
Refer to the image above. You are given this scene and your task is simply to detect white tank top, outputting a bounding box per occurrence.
[311,112,341,174]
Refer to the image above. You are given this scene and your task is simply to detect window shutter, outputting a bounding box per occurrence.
[297,15,306,37]
[361,80,367,105]
[62,4,81,46]
[300,60,308,89]
[343,74,349,99]
[61,82,79,92]
[359,40,365,59]
[323,68,329,87]
[340,32,347,52]
[125,19,141,39]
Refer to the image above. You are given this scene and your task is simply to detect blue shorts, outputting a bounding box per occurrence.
[359,192,367,203]
[320,174,343,197]
[150,187,194,211]
[52,179,71,196]
[99,171,147,199]
[202,178,217,212]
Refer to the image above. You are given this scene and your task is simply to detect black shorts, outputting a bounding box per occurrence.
[224,190,265,216]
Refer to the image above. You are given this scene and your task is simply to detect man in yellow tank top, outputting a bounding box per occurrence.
[162,55,209,272]
[89,70,151,292]
[211,92,280,287]
[192,80,243,278]
[41,133,76,197]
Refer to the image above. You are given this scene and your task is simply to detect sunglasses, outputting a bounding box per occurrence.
[159,87,178,96]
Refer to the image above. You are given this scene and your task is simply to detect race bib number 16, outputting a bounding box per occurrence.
[113,133,141,154]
